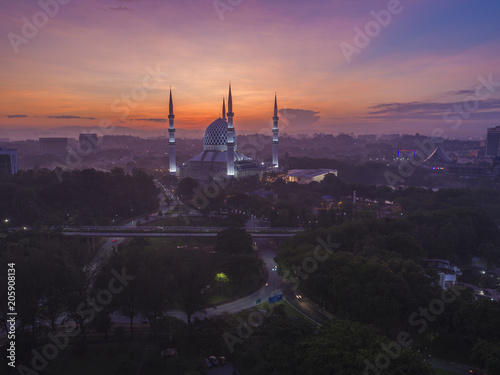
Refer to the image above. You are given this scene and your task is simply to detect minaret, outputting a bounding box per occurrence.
[226,83,235,177]
[222,96,226,121]
[168,88,176,174]
[272,93,279,168]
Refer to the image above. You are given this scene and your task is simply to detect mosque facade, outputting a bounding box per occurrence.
[168,84,279,182]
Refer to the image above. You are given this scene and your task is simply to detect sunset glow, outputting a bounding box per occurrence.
[1,0,499,138]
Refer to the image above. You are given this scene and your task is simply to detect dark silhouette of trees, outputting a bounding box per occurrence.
[174,255,214,326]
[215,228,253,254]
[245,316,433,375]
[176,177,198,198]
[0,168,159,226]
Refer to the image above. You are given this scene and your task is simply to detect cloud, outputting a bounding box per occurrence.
[278,109,321,133]
[47,115,96,120]
[109,6,133,11]
[368,99,500,116]
[7,115,28,118]
[447,89,476,96]
[130,118,167,123]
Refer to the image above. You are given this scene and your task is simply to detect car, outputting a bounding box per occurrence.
[296,294,302,299]
[208,356,219,366]
[112,239,117,243]
[469,369,485,375]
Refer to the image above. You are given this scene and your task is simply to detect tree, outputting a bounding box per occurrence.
[173,255,213,326]
[59,238,99,340]
[215,228,253,254]
[176,177,199,198]
[253,318,433,375]
[137,250,171,336]
[297,319,433,375]
[99,241,143,337]
[473,339,500,374]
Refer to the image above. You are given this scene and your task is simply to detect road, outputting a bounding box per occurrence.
[283,289,333,325]
[111,237,333,325]
[65,231,296,238]
[457,281,500,301]
[424,357,476,374]
[112,238,289,323]
[105,188,330,326]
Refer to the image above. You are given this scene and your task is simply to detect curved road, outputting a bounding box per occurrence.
[107,191,331,325]
[111,238,290,323]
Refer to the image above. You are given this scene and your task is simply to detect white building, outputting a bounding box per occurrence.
[287,169,338,184]
[438,273,457,289]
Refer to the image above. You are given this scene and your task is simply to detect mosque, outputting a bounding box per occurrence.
[167,84,280,182]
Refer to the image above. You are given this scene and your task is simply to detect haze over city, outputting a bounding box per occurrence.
[1,0,500,139]
[2,2,500,375]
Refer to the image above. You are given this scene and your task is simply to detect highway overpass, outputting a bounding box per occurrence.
[59,226,304,237]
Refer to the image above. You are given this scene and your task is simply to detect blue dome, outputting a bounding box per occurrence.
[203,118,237,151]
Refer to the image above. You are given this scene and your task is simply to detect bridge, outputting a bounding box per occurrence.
[60,226,304,237]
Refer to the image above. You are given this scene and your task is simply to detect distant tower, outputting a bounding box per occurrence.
[272,93,279,168]
[226,83,235,177]
[168,88,176,174]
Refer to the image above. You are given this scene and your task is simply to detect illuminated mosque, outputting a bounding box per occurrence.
[167,84,280,181]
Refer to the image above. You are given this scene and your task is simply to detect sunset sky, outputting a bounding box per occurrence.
[1,0,499,138]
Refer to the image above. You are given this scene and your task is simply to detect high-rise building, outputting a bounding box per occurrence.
[486,126,500,157]
[0,148,18,176]
[79,133,98,153]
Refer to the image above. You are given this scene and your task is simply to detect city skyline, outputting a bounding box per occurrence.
[1,0,500,138]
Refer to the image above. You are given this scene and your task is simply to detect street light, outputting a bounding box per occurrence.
[216,273,229,295]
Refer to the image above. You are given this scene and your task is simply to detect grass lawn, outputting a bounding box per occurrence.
[254,300,309,320]
[206,253,264,305]
[143,237,264,307]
